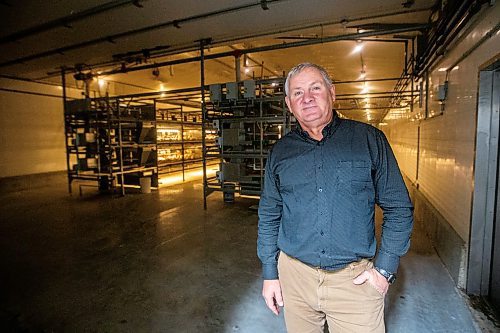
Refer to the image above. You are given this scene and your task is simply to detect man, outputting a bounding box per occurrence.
[257,63,413,332]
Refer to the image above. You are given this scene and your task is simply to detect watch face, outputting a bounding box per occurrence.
[387,274,396,284]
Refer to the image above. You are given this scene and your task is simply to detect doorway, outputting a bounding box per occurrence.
[468,59,499,315]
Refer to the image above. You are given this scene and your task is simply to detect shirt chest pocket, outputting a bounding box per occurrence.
[337,160,375,202]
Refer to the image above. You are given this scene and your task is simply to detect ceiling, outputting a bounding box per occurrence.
[0,0,437,123]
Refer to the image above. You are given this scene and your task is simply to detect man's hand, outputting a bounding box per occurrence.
[262,279,284,315]
[353,268,389,296]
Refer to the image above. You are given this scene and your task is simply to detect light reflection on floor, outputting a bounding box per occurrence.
[158,166,218,187]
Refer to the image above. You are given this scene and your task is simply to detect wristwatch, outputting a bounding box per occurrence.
[375,266,396,284]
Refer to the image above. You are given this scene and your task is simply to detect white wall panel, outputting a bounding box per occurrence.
[385,3,500,242]
[382,120,418,183]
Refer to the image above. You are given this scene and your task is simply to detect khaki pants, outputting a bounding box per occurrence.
[278,252,385,333]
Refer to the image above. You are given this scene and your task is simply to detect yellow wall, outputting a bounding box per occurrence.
[0,78,81,177]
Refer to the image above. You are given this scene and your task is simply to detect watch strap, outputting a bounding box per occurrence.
[375,266,396,284]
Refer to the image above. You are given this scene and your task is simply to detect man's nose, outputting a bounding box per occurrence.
[303,90,314,102]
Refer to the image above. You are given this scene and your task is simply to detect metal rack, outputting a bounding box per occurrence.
[64,96,158,195]
[203,78,292,203]
[156,105,218,181]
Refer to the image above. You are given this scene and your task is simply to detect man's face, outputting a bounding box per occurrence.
[285,67,335,132]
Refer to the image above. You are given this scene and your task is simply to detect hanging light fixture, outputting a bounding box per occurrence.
[353,40,363,53]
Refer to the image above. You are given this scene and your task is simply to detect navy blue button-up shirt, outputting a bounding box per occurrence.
[257,113,414,280]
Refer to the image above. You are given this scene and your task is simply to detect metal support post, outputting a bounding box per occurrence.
[61,68,72,194]
[235,54,241,82]
[200,39,208,209]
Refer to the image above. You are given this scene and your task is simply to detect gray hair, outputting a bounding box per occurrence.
[284,63,333,96]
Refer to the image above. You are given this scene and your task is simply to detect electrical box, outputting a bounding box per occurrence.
[226,82,239,100]
[209,84,222,102]
[221,162,245,182]
[434,82,448,101]
[243,80,256,99]
[222,128,240,146]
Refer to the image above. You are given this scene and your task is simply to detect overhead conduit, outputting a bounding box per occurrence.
[0,0,147,45]
[0,0,286,69]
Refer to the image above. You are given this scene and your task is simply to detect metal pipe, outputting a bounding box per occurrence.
[446,21,500,73]
[336,91,414,98]
[230,46,279,77]
[424,0,477,61]
[44,6,431,77]
[155,7,430,62]
[95,24,429,77]
[410,37,415,113]
[0,87,69,99]
[334,77,406,84]
[0,0,147,45]
[235,55,241,82]
[338,106,411,111]
[0,0,285,69]
[61,68,72,194]
[200,39,208,210]
[404,40,408,75]
[416,0,483,76]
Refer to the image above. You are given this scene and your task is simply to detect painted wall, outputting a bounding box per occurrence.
[384,3,499,265]
[0,79,76,177]
[0,74,156,178]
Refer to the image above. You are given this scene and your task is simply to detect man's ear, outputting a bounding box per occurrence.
[330,85,336,103]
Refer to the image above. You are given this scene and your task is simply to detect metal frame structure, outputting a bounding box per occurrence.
[202,77,291,205]
[63,21,430,202]
[62,85,214,195]
[64,95,158,196]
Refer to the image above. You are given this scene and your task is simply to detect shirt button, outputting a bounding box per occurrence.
[318,188,323,192]
[321,250,326,254]
[320,231,324,236]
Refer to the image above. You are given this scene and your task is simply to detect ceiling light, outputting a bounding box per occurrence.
[438,67,447,72]
[353,43,363,53]
[244,68,250,74]
[160,83,165,91]
[360,82,369,93]
[98,78,106,87]
[359,70,366,79]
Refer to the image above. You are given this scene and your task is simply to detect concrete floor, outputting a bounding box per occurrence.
[0,174,496,332]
